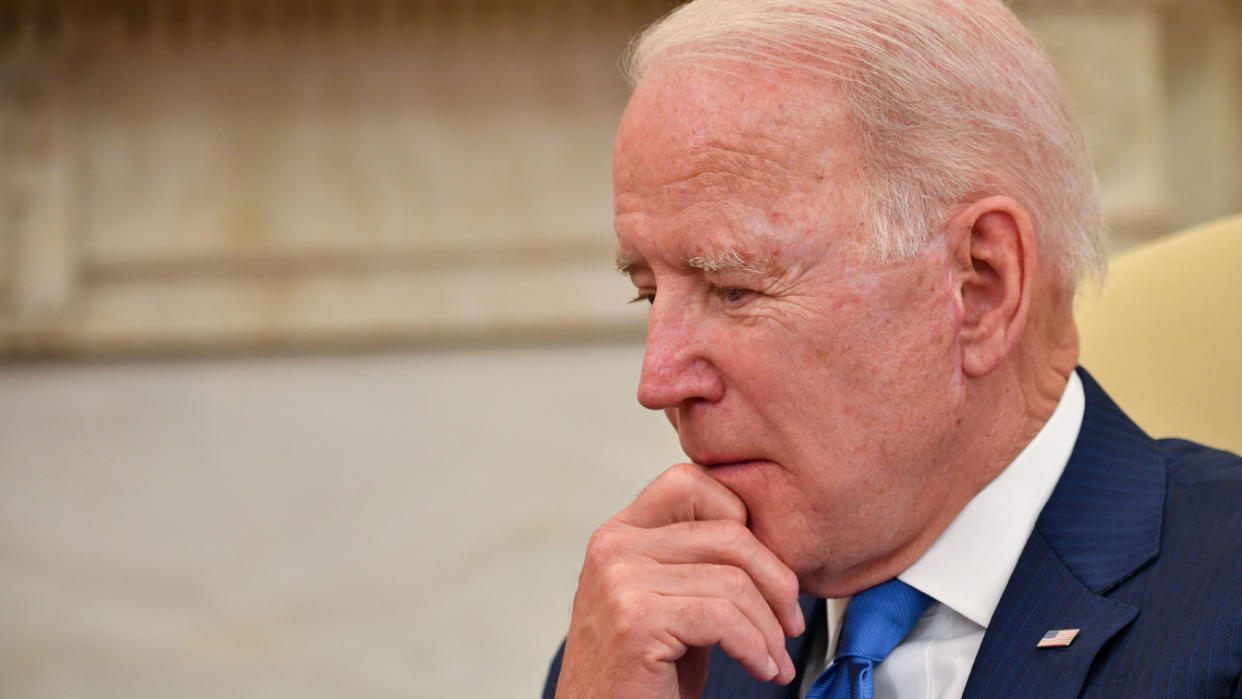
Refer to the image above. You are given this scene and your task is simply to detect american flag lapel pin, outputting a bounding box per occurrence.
[1037,628,1080,648]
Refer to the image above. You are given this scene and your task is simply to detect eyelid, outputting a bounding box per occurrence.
[711,285,754,303]
[623,266,656,305]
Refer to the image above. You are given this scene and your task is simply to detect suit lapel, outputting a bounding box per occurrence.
[962,527,1138,697]
[963,368,1165,698]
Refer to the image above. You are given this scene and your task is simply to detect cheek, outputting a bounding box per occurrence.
[865,265,961,369]
[791,275,961,437]
[801,289,901,375]
[906,274,966,379]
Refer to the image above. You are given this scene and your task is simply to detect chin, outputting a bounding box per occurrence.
[748,506,878,596]
[738,501,819,575]
[703,460,846,578]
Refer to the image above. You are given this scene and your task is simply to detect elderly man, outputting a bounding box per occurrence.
[544,0,1242,697]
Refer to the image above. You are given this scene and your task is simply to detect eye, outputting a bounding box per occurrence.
[712,286,751,303]
[628,292,655,305]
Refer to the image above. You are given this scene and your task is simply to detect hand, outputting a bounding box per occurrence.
[554,462,805,699]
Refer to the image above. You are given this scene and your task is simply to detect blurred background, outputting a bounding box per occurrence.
[0,0,1239,696]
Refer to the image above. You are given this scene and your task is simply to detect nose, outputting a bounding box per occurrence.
[636,299,725,410]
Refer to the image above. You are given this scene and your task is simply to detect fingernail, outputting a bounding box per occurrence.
[794,604,806,635]
[766,655,779,680]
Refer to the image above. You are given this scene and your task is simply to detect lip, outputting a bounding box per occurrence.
[700,459,769,471]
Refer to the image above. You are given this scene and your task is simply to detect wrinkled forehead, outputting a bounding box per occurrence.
[614,60,860,194]
[613,61,872,269]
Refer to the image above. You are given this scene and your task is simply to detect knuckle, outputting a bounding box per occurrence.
[610,592,652,641]
[663,462,702,490]
[670,461,702,478]
[717,519,751,548]
[597,559,636,591]
[774,567,800,600]
[712,603,767,657]
[748,626,773,658]
[701,596,738,625]
[584,526,624,567]
[720,565,752,597]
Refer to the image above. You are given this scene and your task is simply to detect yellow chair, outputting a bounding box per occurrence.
[1076,212,1242,454]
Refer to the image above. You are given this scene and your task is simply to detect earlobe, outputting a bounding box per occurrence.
[951,197,1034,377]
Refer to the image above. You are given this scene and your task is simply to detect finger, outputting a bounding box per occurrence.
[646,563,797,682]
[617,519,805,638]
[653,595,793,685]
[618,462,748,528]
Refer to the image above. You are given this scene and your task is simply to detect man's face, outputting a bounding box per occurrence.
[614,64,972,595]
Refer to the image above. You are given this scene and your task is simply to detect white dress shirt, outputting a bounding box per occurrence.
[800,372,1085,698]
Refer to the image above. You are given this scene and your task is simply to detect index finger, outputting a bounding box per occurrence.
[618,462,748,528]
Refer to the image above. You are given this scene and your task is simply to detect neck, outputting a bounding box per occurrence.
[810,314,1079,598]
[952,304,1079,520]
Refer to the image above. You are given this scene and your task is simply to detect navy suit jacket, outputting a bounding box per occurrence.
[543,369,1242,697]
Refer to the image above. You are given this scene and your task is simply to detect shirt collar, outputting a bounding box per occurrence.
[824,372,1085,654]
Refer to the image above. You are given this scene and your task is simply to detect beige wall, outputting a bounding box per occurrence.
[0,344,683,697]
[2,0,1240,355]
[0,1,1240,697]
[0,0,658,356]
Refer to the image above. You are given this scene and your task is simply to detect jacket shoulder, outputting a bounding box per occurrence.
[1158,437,1242,484]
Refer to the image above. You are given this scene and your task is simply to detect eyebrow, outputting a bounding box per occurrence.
[615,255,640,275]
[686,250,761,274]
[615,250,769,276]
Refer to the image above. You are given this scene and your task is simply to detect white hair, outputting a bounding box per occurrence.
[623,0,1106,288]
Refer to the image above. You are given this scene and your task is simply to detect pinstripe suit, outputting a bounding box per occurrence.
[542,369,1242,697]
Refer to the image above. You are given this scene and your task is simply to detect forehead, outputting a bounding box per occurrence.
[616,62,851,186]
[613,62,866,263]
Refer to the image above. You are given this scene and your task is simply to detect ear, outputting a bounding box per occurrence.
[947,196,1035,377]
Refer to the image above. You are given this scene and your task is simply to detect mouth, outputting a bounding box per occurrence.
[698,459,769,471]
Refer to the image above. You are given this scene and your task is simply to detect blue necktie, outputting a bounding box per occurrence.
[805,579,932,699]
